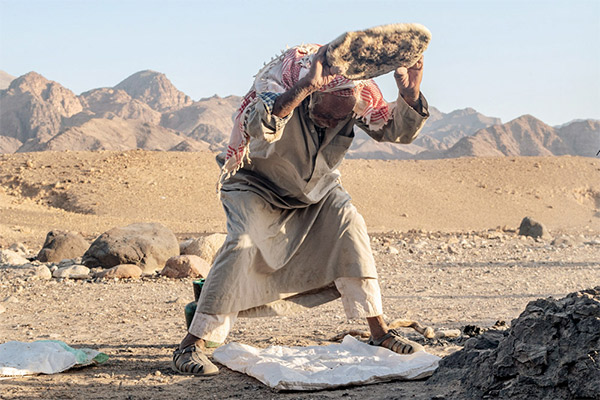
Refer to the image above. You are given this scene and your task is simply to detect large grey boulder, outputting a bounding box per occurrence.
[428,287,600,399]
[82,223,179,273]
[37,230,90,262]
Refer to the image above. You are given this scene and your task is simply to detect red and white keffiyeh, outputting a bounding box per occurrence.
[218,44,394,190]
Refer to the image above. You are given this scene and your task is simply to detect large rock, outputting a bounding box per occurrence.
[518,216,549,239]
[82,223,179,273]
[428,287,600,399]
[37,230,89,262]
[180,233,226,264]
[160,255,211,278]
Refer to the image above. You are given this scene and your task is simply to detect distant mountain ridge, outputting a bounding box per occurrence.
[0,70,240,153]
[0,69,597,158]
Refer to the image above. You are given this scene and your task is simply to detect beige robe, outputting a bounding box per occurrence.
[197,94,429,315]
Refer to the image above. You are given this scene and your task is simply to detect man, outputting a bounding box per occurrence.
[173,44,429,375]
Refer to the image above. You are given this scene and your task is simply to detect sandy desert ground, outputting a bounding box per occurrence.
[0,151,599,399]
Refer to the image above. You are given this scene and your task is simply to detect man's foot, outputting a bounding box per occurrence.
[368,329,424,354]
[172,344,219,376]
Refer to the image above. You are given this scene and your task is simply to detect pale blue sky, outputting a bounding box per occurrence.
[1,0,599,126]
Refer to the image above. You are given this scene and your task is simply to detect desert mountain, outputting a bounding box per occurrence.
[113,70,193,112]
[0,71,16,90]
[0,70,597,158]
[0,71,235,153]
[17,117,209,153]
[0,72,83,145]
[420,115,599,159]
[347,106,502,159]
[555,119,600,157]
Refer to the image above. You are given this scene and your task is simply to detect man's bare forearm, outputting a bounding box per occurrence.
[272,78,317,118]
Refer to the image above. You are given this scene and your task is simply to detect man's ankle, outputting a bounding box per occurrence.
[180,333,205,350]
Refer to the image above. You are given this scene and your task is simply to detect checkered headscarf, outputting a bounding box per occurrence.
[218,44,394,191]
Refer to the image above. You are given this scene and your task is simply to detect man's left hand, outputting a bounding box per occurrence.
[394,57,423,109]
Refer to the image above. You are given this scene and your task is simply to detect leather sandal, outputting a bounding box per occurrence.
[368,329,424,354]
[172,344,219,376]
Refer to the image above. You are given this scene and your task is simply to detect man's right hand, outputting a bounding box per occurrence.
[273,45,337,118]
[300,45,339,92]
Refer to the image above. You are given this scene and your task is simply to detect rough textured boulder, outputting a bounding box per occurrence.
[37,230,90,262]
[82,223,178,273]
[160,255,211,279]
[180,233,226,264]
[428,287,600,399]
[95,264,142,279]
[518,216,549,239]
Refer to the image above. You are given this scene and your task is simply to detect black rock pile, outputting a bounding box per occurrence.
[428,287,600,399]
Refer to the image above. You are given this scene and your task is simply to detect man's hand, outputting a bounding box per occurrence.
[394,57,424,109]
[273,45,338,118]
[301,45,339,92]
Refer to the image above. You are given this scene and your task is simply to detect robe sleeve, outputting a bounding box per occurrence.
[243,92,293,143]
[355,93,430,144]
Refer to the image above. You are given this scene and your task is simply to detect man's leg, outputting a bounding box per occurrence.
[334,277,424,354]
[173,312,237,375]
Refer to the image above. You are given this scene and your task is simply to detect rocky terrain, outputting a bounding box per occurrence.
[1,69,597,159]
[0,151,599,399]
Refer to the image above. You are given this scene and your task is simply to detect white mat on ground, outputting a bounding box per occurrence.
[0,340,108,376]
[213,335,440,391]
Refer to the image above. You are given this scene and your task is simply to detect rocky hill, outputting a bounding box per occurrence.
[347,106,503,159]
[0,71,238,153]
[0,70,15,90]
[419,115,599,159]
[0,70,597,158]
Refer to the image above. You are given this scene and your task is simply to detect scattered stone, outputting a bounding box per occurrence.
[0,250,30,266]
[428,287,600,399]
[160,255,211,279]
[447,245,459,254]
[95,264,142,279]
[37,230,90,262]
[0,304,5,314]
[179,238,195,254]
[57,258,81,268]
[52,265,90,279]
[518,216,549,239]
[22,264,52,280]
[387,246,399,255]
[181,233,226,264]
[82,223,179,273]
[9,242,28,255]
[462,325,484,337]
[3,296,19,303]
[551,235,576,247]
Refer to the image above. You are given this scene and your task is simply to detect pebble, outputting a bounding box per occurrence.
[95,264,142,279]
[388,246,399,255]
[52,265,90,279]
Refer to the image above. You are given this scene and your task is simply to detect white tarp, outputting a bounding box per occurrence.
[0,340,108,376]
[213,335,440,391]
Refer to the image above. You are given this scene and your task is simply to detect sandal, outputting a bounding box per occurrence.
[172,344,219,376]
[368,329,424,354]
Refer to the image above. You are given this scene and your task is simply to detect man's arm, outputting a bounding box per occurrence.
[357,57,429,143]
[272,45,337,118]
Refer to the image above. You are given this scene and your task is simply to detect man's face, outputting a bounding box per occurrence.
[308,92,356,129]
